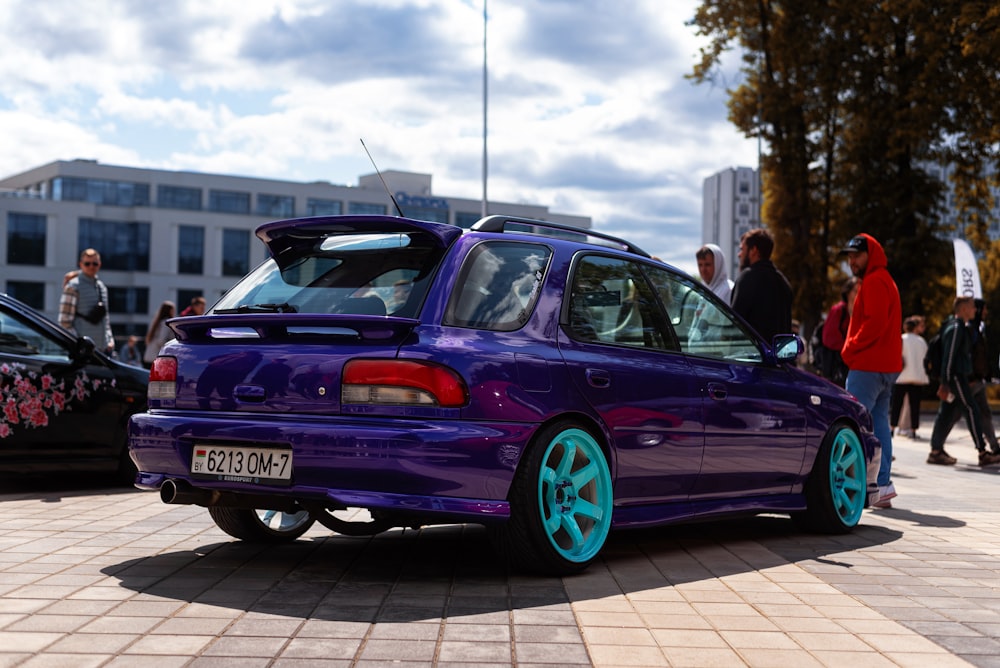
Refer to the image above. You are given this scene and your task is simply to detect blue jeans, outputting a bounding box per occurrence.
[846,370,899,487]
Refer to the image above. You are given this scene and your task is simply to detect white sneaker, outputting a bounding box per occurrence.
[878,483,897,502]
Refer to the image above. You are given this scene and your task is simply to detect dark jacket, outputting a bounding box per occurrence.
[730,259,793,344]
[941,316,974,382]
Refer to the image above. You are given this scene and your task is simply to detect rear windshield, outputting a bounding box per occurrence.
[211,232,443,317]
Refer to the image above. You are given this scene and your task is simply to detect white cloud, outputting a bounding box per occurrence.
[0,0,757,275]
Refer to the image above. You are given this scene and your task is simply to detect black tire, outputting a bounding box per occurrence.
[489,421,614,575]
[793,424,867,534]
[208,507,315,543]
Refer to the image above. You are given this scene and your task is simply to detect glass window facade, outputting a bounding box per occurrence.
[108,286,149,315]
[257,194,295,218]
[209,190,251,214]
[306,198,343,216]
[348,202,387,215]
[222,228,250,276]
[178,225,204,274]
[5,281,45,310]
[177,289,205,313]
[52,177,150,207]
[6,212,46,265]
[158,185,202,210]
[78,218,151,271]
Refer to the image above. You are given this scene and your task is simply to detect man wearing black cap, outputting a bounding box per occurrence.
[840,234,902,508]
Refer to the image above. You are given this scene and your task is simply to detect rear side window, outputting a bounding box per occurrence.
[444,241,551,331]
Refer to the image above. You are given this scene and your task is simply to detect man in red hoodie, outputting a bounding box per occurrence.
[840,234,903,508]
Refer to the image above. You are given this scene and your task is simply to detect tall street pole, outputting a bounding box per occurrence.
[481,0,488,218]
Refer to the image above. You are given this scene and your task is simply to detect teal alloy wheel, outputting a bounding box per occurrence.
[536,428,614,563]
[795,424,866,534]
[828,427,866,527]
[490,422,615,574]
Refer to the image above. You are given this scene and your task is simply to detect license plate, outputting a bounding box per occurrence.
[191,445,293,484]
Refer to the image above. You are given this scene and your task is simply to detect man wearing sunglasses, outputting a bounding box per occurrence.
[59,248,113,355]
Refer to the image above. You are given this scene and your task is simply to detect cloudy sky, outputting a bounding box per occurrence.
[0,0,756,275]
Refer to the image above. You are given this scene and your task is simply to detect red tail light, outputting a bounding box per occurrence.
[342,360,468,408]
[148,356,177,400]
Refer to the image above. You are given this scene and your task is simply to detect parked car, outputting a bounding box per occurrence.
[0,293,148,482]
[128,215,879,574]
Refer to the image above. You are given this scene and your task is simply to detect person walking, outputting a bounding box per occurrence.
[695,244,734,303]
[59,248,113,355]
[927,298,1000,466]
[143,301,176,369]
[730,228,793,344]
[890,316,930,439]
[839,234,902,509]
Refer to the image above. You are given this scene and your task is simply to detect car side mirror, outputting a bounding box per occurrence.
[73,335,97,362]
[773,334,802,362]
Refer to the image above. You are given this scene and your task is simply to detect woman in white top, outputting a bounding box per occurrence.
[890,315,930,438]
[143,301,176,369]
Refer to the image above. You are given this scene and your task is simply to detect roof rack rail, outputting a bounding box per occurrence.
[471,215,650,258]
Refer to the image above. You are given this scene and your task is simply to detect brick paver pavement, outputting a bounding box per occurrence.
[2,412,999,667]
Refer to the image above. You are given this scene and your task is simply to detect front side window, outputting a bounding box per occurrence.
[222,229,250,277]
[6,212,46,265]
[78,218,151,271]
[645,266,762,363]
[443,241,551,331]
[0,305,68,360]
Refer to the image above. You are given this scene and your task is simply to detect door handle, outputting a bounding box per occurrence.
[586,368,611,389]
[707,382,727,401]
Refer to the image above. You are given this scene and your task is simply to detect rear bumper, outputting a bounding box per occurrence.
[128,411,536,523]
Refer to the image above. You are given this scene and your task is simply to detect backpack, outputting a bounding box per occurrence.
[923,331,943,383]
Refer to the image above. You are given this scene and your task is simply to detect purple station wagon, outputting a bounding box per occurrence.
[128,214,880,574]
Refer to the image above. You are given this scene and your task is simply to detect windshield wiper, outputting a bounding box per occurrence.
[214,302,298,314]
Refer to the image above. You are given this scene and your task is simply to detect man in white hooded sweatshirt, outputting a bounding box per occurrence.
[696,244,734,302]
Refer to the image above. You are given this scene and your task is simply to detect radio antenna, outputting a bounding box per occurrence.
[360,138,404,217]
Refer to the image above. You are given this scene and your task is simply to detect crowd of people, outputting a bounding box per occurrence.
[696,229,1000,511]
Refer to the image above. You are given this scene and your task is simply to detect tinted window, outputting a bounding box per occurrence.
[444,241,551,331]
[566,255,672,350]
[211,231,443,318]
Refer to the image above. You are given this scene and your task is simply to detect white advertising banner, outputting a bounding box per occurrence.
[954,239,982,299]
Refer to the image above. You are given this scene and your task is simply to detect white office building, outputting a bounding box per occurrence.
[701,166,760,279]
[1,159,590,342]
